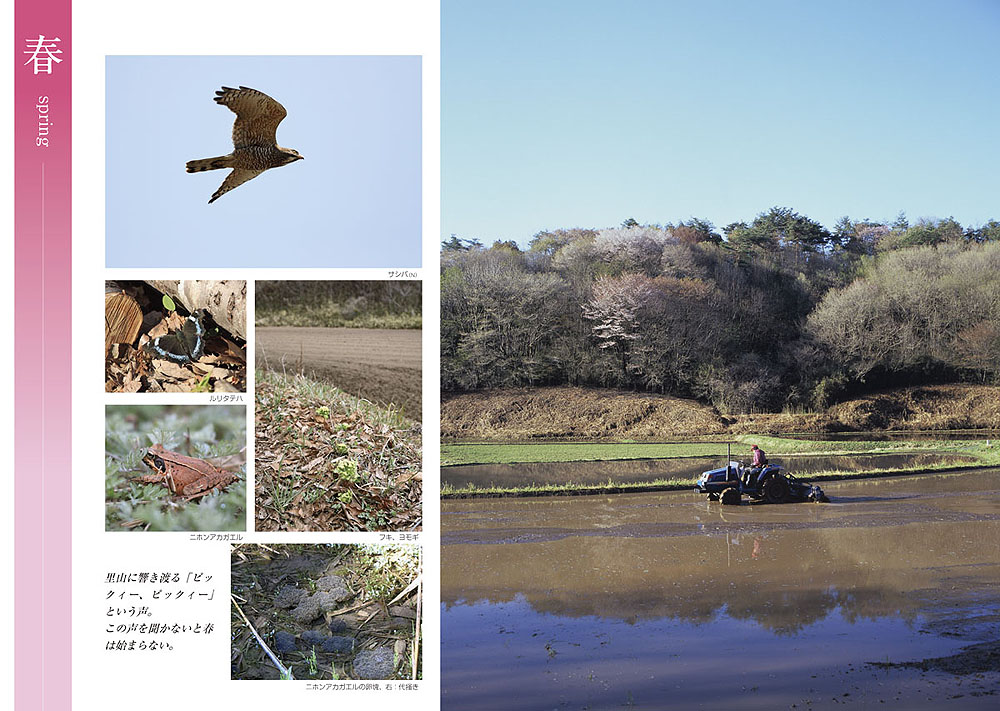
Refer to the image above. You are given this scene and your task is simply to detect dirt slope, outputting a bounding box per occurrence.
[257,327,421,419]
[441,387,726,440]
[441,384,1000,440]
[826,385,1000,431]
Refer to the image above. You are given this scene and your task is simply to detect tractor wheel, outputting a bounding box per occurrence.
[763,476,791,504]
[720,487,741,506]
[707,492,720,502]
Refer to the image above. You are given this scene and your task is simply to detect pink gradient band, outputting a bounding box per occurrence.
[15,1,72,709]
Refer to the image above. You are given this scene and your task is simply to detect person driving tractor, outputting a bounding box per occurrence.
[745,444,768,484]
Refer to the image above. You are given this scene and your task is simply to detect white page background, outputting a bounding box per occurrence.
[72,1,440,708]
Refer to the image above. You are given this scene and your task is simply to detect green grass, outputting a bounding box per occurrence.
[258,368,413,431]
[256,305,421,329]
[441,435,996,466]
[442,442,728,466]
[255,280,421,329]
[441,477,695,497]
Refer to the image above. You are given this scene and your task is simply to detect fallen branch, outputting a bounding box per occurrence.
[412,554,421,680]
[388,573,421,606]
[231,594,294,680]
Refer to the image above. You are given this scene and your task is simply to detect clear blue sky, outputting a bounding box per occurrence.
[107,55,421,267]
[443,0,1000,245]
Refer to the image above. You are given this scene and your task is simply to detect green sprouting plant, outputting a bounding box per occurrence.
[302,485,324,504]
[272,477,300,511]
[359,510,388,529]
[307,648,318,676]
[338,491,353,504]
[316,406,331,418]
[335,459,360,482]
[193,373,213,392]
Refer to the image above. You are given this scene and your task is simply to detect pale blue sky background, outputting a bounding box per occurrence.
[443,0,1000,245]
[107,55,421,267]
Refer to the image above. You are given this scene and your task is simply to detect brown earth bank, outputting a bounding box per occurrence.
[441,384,1000,440]
[257,327,421,420]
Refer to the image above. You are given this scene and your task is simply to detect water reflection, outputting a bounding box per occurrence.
[442,471,1000,709]
[443,522,998,630]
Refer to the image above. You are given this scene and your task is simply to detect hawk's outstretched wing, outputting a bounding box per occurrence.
[214,86,287,149]
[209,168,264,204]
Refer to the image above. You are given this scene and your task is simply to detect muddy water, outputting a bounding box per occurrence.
[443,452,978,489]
[442,470,1000,709]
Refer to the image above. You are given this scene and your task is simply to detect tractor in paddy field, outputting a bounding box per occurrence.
[695,445,828,505]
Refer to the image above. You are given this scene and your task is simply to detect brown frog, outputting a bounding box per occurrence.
[138,444,239,499]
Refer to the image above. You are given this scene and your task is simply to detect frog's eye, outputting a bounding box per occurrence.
[153,456,165,470]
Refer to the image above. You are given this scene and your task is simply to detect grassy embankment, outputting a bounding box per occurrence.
[256,281,421,330]
[440,435,1000,497]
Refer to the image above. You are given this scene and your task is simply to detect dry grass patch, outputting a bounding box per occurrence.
[442,384,1000,441]
[827,385,1000,431]
[442,386,726,441]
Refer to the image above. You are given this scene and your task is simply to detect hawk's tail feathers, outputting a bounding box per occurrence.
[186,155,232,173]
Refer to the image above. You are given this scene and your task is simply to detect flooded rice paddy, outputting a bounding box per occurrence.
[442,469,1000,709]
[443,452,978,490]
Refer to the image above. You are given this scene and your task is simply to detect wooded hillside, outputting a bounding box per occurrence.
[441,209,1000,413]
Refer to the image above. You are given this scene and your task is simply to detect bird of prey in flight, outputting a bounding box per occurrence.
[186,86,303,203]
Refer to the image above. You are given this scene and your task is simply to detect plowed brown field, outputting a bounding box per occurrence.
[256,327,421,420]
